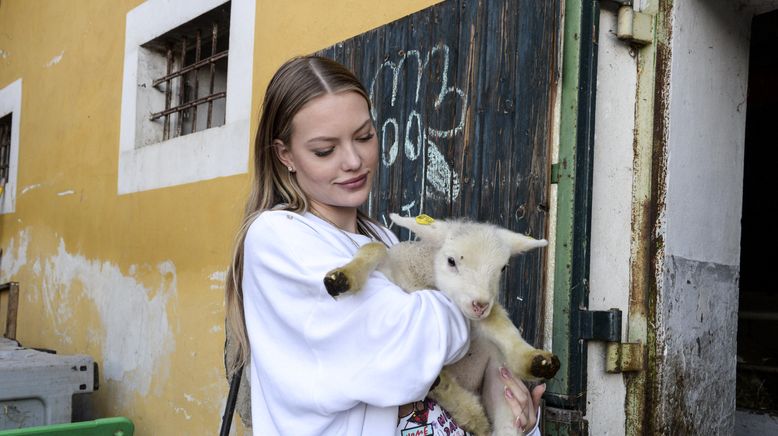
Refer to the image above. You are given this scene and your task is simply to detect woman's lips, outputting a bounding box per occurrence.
[337,173,368,189]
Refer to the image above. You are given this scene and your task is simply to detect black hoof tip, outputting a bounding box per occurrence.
[530,354,561,379]
[324,271,350,297]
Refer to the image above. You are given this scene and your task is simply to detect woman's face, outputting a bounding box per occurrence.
[276,91,378,221]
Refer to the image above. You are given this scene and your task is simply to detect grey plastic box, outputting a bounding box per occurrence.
[0,338,97,430]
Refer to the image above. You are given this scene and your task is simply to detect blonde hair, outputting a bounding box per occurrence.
[225,55,384,376]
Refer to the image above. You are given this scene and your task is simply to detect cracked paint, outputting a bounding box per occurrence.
[209,270,226,290]
[0,229,29,281]
[44,50,64,67]
[21,184,42,195]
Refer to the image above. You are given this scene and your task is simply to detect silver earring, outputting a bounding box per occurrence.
[287,166,294,173]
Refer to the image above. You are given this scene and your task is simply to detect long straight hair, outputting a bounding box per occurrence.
[225,55,385,376]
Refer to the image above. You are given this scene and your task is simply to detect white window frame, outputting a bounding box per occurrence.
[118,0,255,194]
[0,79,21,215]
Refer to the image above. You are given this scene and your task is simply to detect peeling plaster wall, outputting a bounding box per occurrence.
[655,0,750,432]
[1,232,176,400]
[0,0,443,434]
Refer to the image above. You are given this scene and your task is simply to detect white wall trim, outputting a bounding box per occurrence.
[118,0,255,194]
[0,79,22,214]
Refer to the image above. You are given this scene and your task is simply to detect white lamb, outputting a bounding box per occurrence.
[324,213,560,436]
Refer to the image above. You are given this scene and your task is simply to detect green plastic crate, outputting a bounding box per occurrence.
[0,417,133,436]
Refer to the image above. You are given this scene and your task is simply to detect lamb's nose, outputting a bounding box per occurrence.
[472,300,490,316]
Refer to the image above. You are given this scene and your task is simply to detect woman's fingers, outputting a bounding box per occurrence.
[531,383,546,409]
[499,366,534,432]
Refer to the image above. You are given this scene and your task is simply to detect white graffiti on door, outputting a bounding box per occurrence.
[367,43,466,222]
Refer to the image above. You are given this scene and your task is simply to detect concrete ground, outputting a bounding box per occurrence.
[735,409,778,435]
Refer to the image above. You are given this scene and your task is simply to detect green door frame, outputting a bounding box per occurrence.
[544,0,601,433]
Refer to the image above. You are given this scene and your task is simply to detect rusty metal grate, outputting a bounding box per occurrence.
[147,3,230,141]
[0,114,11,186]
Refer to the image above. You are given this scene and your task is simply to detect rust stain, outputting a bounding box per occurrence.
[645,1,673,434]
[624,1,675,435]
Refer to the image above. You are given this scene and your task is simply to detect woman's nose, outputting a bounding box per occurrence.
[341,143,362,170]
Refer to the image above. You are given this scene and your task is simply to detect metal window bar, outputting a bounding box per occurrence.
[0,116,11,185]
[192,30,202,130]
[207,22,218,129]
[177,37,187,138]
[150,21,228,140]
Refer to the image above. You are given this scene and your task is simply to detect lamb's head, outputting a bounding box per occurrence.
[390,214,548,320]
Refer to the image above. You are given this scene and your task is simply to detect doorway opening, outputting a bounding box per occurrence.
[737,8,778,416]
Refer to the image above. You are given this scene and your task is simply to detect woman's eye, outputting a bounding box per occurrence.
[357,132,375,142]
[313,148,334,157]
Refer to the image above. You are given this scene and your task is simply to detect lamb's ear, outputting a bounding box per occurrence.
[498,229,549,255]
[389,213,447,242]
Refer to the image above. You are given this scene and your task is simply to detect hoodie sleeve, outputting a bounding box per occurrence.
[243,212,470,414]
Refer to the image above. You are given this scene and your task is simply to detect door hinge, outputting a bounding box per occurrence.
[580,308,644,373]
[616,5,654,46]
[606,342,644,373]
[580,308,621,342]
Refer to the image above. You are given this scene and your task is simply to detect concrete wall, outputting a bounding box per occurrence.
[0,1,442,434]
[654,0,750,432]
[585,0,775,433]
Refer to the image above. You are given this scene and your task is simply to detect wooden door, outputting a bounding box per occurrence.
[319,0,561,343]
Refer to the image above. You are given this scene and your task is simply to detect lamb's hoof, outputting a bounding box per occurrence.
[324,269,351,297]
[530,352,561,380]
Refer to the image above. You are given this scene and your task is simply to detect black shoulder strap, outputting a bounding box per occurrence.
[219,365,244,436]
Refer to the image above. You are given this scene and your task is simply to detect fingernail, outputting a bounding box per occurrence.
[504,386,514,399]
[500,366,510,379]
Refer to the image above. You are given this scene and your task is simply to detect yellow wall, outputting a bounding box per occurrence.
[0,0,441,433]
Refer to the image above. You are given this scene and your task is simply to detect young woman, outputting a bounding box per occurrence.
[225,55,544,435]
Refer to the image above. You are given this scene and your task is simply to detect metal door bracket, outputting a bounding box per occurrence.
[606,342,644,373]
[580,308,621,342]
[580,308,645,373]
[617,6,654,45]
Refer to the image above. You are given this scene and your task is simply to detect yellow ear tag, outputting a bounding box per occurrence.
[415,214,435,225]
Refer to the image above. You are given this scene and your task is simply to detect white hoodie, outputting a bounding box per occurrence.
[243,210,470,436]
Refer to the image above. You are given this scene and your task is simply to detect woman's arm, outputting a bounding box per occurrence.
[243,211,470,413]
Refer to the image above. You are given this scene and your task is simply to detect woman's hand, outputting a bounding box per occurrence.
[499,366,545,434]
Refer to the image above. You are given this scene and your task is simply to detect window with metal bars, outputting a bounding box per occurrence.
[0,114,11,189]
[141,2,230,143]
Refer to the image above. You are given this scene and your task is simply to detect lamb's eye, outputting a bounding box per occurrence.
[447,257,456,267]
